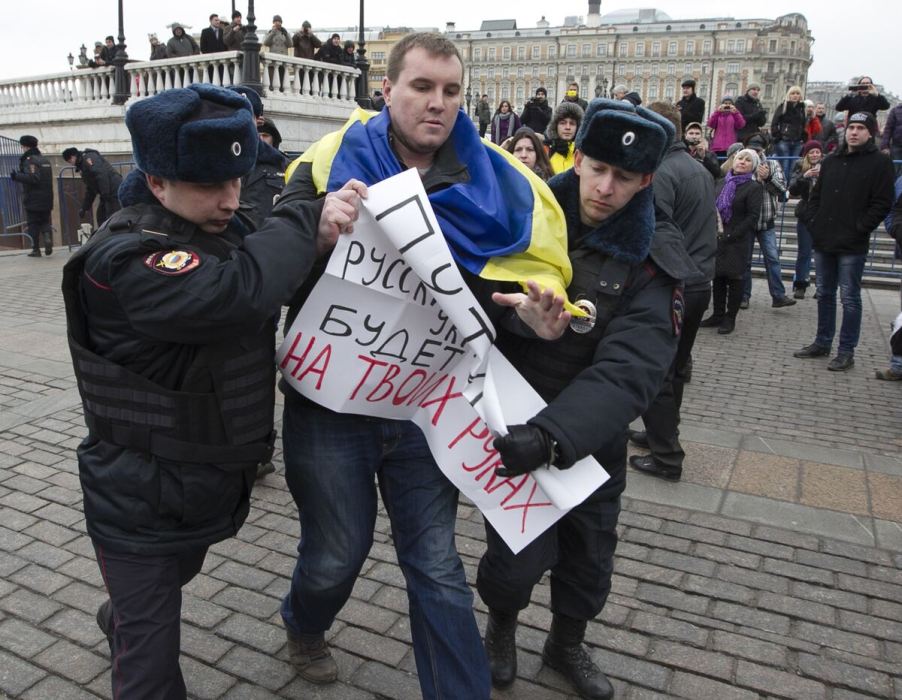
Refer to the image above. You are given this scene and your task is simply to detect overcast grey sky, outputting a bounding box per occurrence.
[2,1,899,95]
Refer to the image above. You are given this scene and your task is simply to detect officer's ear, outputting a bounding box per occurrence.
[638,173,654,190]
[146,174,170,204]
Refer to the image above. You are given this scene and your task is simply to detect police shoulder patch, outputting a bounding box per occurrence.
[144,249,201,276]
[671,287,684,337]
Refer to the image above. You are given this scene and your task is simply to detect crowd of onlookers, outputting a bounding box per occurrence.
[82,14,358,66]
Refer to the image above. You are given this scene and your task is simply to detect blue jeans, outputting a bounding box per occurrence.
[743,227,787,300]
[280,397,491,700]
[774,139,802,179]
[794,218,814,289]
[812,250,867,355]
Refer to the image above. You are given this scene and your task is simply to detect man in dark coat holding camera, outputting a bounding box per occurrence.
[10,135,54,257]
[61,84,346,699]
[478,99,697,699]
[62,147,123,226]
[520,87,553,135]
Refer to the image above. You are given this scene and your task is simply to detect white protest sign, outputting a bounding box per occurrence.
[277,168,609,553]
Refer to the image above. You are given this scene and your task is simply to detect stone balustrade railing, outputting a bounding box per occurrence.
[0,68,117,107]
[0,52,360,109]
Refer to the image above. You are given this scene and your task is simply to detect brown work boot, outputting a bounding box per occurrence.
[287,631,338,684]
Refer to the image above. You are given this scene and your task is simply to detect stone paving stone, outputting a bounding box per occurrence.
[209,560,277,590]
[796,653,894,699]
[19,675,100,700]
[182,656,238,700]
[335,597,402,635]
[629,611,708,647]
[350,660,424,700]
[670,670,760,700]
[728,451,800,501]
[869,564,902,586]
[23,518,81,547]
[693,542,763,569]
[618,510,665,533]
[647,640,734,680]
[791,581,869,613]
[711,629,787,667]
[734,659,827,700]
[216,645,296,691]
[51,581,107,615]
[31,501,83,527]
[794,549,869,576]
[836,572,902,602]
[591,647,672,691]
[725,533,795,560]
[0,617,57,657]
[710,601,791,636]
[216,613,286,654]
[800,462,870,515]
[659,522,728,546]
[762,558,834,586]
[0,586,64,624]
[34,639,108,684]
[0,504,39,530]
[626,528,692,554]
[0,490,48,512]
[212,587,280,619]
[221,682,284,700]
[0,648,45,696]
[277,678,377,700]
[794,621,881,658]
[837,609,902,643]
[752,524,821,551]
[333,626,409,666]
[757,592,837,625]
[683,574,755,604]
[680,442,737,489]
[43,608,107,648]
[868,472,902,521]
[635,582,709,615]
[647,550,717,577]
[0,524,32,551]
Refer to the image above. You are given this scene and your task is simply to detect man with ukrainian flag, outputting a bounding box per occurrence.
[276,32,577,699]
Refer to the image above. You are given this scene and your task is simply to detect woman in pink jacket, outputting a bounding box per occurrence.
[707,96,746,157]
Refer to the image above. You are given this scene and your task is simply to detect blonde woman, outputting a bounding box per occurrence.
[770,85,806,177]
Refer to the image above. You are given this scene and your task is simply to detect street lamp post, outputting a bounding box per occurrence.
[68,53,75,71]
[78,44,88,67]
[112,0,130,105]
[239,0,263,95]
[355,0,371,107]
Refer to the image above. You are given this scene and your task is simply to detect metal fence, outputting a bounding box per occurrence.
[0,135,28,248]
[57,161,136,249]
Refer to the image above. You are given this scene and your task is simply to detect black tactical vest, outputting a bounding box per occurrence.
[62,208,276,469]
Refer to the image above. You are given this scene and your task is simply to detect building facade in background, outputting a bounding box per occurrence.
[445,6,813,121]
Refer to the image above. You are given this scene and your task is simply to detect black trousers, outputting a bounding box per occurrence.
[477,487,622,622]
[641,285,711,469]
[711,276,743,319]
[94,543,208,700]
[25,210,52,251]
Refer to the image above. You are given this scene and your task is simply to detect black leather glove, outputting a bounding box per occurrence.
[493,424,557,478]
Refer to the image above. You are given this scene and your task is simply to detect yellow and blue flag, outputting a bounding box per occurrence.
[288,107,580,314]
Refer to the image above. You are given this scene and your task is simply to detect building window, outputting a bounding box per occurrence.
[618,64,626,77]
[635,41,645,57]
[767,61,775,74]
[684,62,692,75]
[582,65,590,76]
[582,43,592,57]
[665,84,675,100]
[516,86,524,102]
[703,39,712,55]
[502,85,510,99]
[648,83,658,99]
[517,66,524,78]
[596,64,605,74]
[668,41,677,56]
[371,51,385,60]
[736,39,746,53]
[548,64,556,76]
[726,82,738,95]
[488,87,495,101]
[532,45,541,59]
[596,43,607,57]
[727,62,739,74]
[667,62,675,76]
[652,41,661,57]
[650,62,658,75]
[619,42,629,57]
[473,68,480,79]
[701,64,709,75]
[518,46,525,59]
[769,39,777,52]
[727,40,735,53]
[532,66,539,77]
[548,46,557,59]
[765,84,773,98]
[699,82,708,98]
[567,44,576,57]
[488,68,494,78]
[686,40,695,56]
[473,47,482,60]
[488,47,496,60]
[503,46,511,60]
[502,67,509,78]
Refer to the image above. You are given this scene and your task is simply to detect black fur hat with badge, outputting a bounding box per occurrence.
[575,98,675,174]
[125,84,258,183]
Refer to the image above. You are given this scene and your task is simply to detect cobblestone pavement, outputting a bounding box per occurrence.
[0,250,900,699]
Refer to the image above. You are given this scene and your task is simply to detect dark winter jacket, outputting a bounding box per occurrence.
[654,142,717,289]
[677,94,705,127]
[771,101,807,143]
[76,149,122,223]
[223,23,245,51]
[476,99,491,124]
[166,27,200,57]
[240,141,289,229]
[315,40,343,65]
[806,142,895,255]
[11,147,53,212]
[735,93,767,142]
[292,31,322,59]
[200,25,226,53]
[714,178,763,279]
[835,91,890,117]
[816,117,838,151]
[149,43,168,60]
[62,172,318,555]
[520,98,552,134]
[880,104,902,151]
[500,168,691,490]
[788,160,819,219]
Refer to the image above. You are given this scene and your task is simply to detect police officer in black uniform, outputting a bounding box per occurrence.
[10,134,54,257]
[62,83,363,699]
[478,99,697,700]
[62,146,124,226]
[241,116,288,229]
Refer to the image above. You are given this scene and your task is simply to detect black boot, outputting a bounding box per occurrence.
[700,278,727,327]
[484,608,518,689]
[542,614,613,700]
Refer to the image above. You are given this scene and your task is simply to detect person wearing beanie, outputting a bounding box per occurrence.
[292,20,322,59]
[223,10,245,51]
[315,32,343,64]
[263,14,291,55]
[735,83,767,143]
[544,101,583,174]
[683,121,721,180]
[62,146,123,226]
[10,135,53,257]
[520,86,552,134]
[478,98,698,699]
[706,96,746,157]
[700,148,763,333]
[793,110,895,371]
[676,78,705,128]
[787,140,824,299]
[340,39,357,67]
[61,84,350,699]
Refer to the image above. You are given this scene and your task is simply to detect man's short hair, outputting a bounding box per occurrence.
[386,32,463,83]
[568,82,580,90]
[683,121,703,133]
[106,35,115,43]
[647,102,681,144]
[231,10,241,19]
[535,87,547,96]
[681,79,696,89]
[62,147,80,161]
[209,13,218,21]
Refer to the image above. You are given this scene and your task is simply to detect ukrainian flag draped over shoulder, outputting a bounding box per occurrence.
[288,107,579,314]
